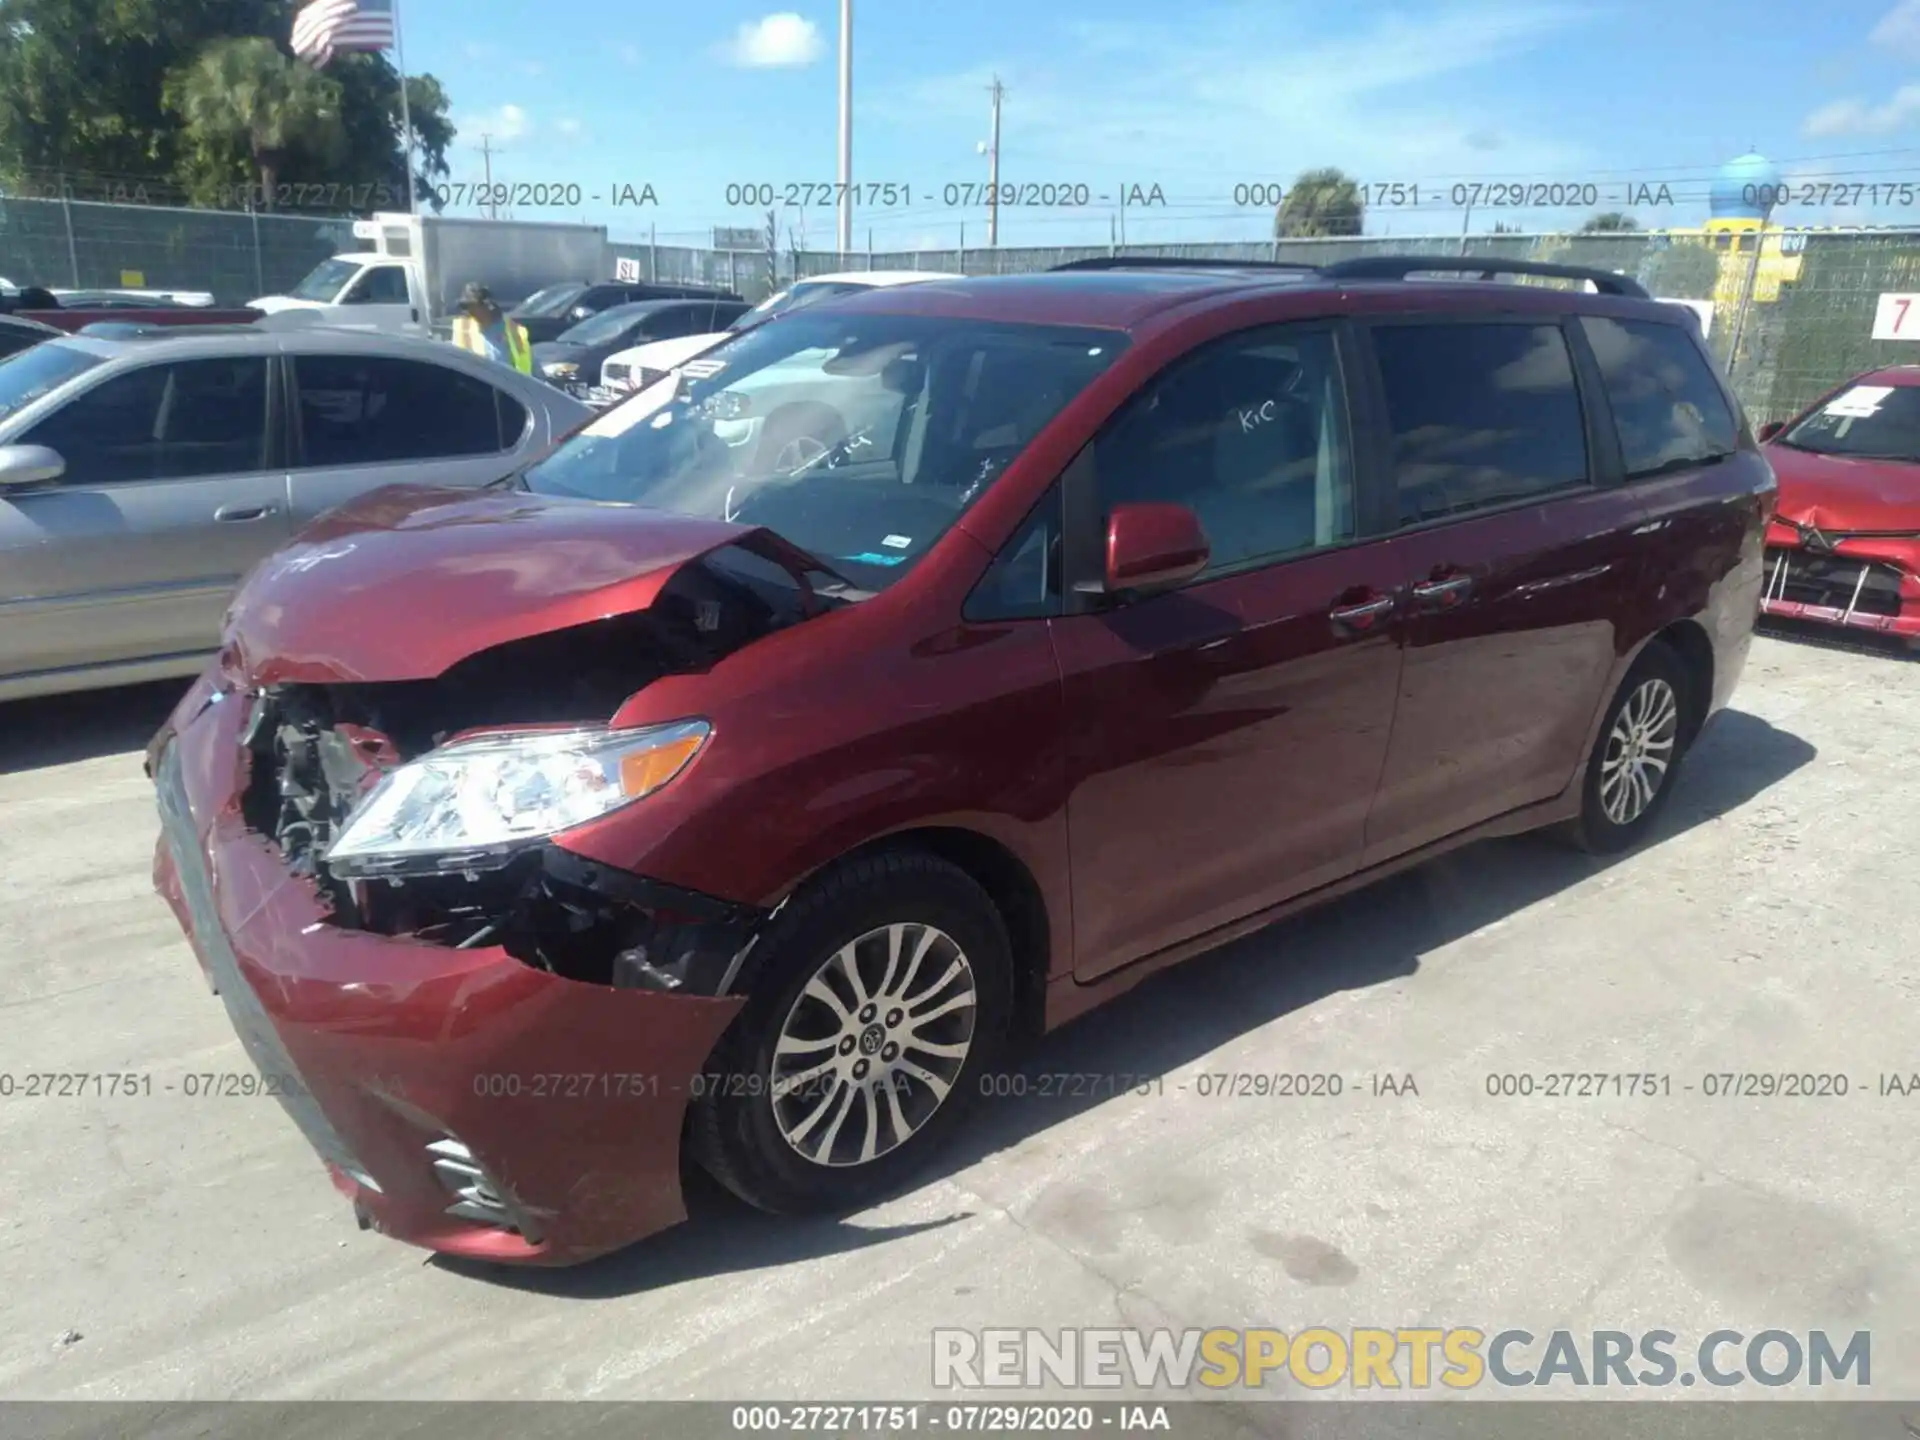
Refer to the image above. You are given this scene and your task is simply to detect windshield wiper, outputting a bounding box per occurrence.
[1626,452,1731,481]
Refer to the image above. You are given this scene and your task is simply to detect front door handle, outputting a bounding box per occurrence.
[1328,593,1396,636]
[1410,573,1474,609]
[214,503,277,523]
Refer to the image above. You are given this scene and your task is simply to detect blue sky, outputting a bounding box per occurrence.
[391,0,1920,251]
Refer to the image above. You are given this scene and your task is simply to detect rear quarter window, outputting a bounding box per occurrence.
[1580,316,1739,477]
[1372,321,1590,525]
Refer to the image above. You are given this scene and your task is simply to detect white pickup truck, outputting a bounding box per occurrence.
[249,212,617,338]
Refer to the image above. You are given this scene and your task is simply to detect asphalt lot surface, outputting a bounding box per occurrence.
[1,631,1916,1415]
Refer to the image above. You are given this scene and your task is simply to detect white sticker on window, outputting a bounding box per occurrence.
[883,534,913,549]
[1824,385,1894,419]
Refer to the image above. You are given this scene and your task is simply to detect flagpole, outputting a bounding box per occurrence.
[391,0,417,213]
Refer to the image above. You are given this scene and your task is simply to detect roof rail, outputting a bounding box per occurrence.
[1049,256,1320,275]
[1319,255,1651,299]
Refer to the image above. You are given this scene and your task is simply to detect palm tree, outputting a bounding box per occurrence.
[1579,212,1641,233]
[165,38,345,211]
[1275,167,1364,238]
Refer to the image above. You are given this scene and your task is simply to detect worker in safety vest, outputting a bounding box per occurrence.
[450,282,532,373]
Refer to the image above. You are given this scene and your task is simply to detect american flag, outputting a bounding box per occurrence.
[291,0,395,67]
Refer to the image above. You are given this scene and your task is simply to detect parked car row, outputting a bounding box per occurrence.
[596,270,963,399]
[0,325,590,702]
[531,296,751,403]
[138,254,1781,1267]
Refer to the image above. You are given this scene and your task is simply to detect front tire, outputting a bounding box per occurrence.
[689,850,1014,1216]
[1564,641,1690,855]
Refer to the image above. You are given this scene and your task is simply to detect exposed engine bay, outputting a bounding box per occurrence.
[234,544,809,993]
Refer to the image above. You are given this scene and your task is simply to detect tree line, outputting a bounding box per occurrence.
[1276,167,1642,237]
[0,0,455,211]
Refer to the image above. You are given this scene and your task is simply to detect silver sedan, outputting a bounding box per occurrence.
[0,325,590,702]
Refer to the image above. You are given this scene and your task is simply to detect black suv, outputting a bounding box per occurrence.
[510,280,744,343]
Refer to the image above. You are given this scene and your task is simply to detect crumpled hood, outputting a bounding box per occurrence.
[224,484,819,685]
[1766,444,1920,534]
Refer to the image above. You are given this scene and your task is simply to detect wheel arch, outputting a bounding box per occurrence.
[1646,618,1715,748]
[824,827,1053,1049]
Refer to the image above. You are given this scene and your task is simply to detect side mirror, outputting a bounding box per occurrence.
[1103,502,1209,596]
[569,305,594,322]
[1757,420,1785,442]
[0,444,66,489]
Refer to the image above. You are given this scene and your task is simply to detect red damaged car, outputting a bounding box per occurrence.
[148,256,1772,1265]
[1758,366,1920,645]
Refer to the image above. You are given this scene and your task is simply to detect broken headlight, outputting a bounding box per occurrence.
[323,720,710,878]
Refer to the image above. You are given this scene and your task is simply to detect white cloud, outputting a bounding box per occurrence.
[867,2,1596,222]
[554,117,585,142]
[1870,0,1920,56]
[521,61,547,78]
[619,44,642,65]
[719,13,824,68]
[1803,84,1920,136]
[461,103,531,141]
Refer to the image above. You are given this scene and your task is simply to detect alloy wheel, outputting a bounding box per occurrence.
[770,922,978,1168]
[773,434,829,474]
[1600,676,1680,826]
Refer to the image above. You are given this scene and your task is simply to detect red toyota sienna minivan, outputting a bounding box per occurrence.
[148,256,1774,1265]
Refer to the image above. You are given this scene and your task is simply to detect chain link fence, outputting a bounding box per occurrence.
[0,195,354,300]
[5,193,1915,423]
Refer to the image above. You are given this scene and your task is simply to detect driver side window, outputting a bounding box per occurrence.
[1092,325,1356,578]
[346,266,409,305]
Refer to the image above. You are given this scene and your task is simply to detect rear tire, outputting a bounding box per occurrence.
[1563,641,1691,855]
[689,849,1013,1216]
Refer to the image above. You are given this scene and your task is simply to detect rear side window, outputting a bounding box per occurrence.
[1580,316,1740,477]
[1372,322,1589,525]
[0,326,47,360]
[293,355,516,466]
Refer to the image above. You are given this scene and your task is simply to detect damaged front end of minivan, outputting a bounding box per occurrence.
[146,486,853,1261]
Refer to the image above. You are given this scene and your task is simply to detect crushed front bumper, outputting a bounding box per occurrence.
[150,682,745,1266]
[1759,543,1920,640]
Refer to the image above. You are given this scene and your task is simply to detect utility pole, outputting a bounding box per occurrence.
[476,134,499,219]
[986,75,1004,248]
[766,208,779,296]
[837,0,853,256]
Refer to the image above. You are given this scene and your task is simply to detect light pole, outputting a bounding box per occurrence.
[984,76,1003,247]
[836,0,853,256]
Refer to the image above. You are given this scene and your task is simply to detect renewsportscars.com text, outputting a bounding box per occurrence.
[932,1327,1871,1391]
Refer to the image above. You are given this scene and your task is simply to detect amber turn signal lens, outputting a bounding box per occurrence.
[617,732,707,798]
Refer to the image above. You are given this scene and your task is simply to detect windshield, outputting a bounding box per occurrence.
[287,257,365,303]
[514,283,589,318]
[522,312,1126,592]
[558,307,649,345]
[1779,384,1920,463]
[0,342,105,421]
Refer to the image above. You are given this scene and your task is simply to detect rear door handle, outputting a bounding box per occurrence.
[1328,593,1397,636]
[214,503,276,523]
[1410,574,1474,609]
